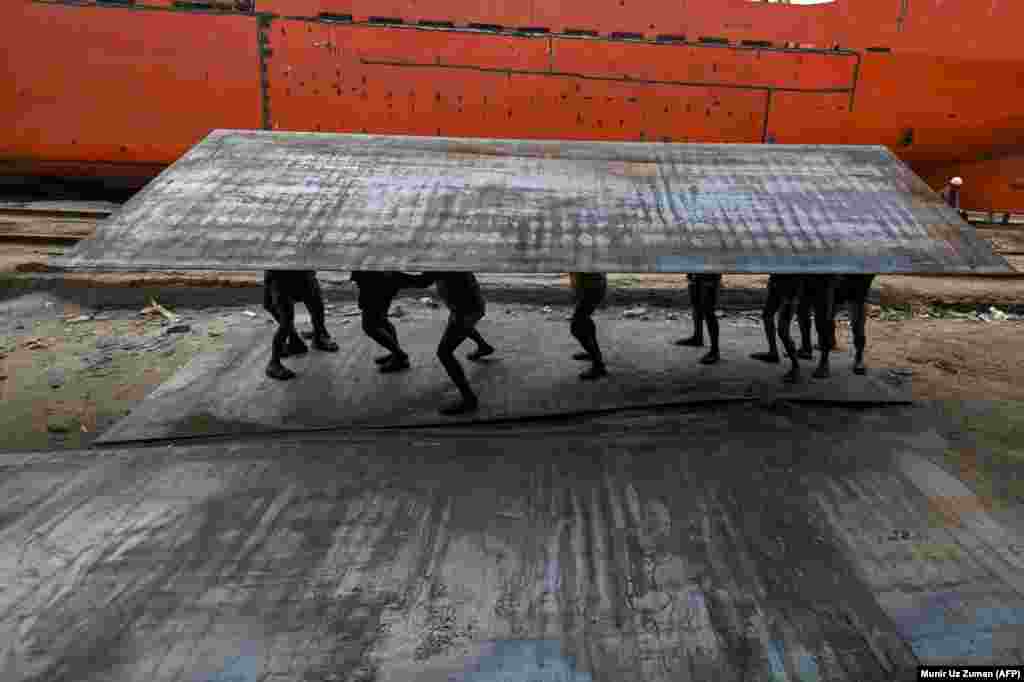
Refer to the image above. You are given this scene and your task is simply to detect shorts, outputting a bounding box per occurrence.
[264,270,321,310]
[835,274,875,305]
[447,309,484,333]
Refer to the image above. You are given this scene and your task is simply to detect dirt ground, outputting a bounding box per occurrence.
[1,290,1021,448]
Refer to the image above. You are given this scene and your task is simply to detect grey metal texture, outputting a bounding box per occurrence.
[61,129,1012,274]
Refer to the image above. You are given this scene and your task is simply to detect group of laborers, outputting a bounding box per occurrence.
[262,267,878,415]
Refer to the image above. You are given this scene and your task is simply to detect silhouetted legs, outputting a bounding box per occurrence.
[466,328,496,361]
[751,275,783,364]
[263,271,338,380]
[675,274,720,364]
[361,310,409,372]
[571,298,607,379]
[437,312,487,414]
[676,276,705,347]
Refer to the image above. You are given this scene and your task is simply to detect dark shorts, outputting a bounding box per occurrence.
[767,274,806,304]
[835,274,875,305]
[264,270,322,310]
[446,309,484,334]
[688,273,722,289]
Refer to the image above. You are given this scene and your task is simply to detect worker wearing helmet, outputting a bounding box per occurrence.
[941,176,963,210]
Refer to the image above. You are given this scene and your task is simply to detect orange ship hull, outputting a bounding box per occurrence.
[3,0,1024,211]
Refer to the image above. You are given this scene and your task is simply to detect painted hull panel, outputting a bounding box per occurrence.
[3,1,1024,211]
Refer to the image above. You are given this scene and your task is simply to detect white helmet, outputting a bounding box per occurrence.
[950,176,963,186]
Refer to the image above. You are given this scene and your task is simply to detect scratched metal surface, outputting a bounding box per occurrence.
[3,405,1023,682]
[61,130,1011,274]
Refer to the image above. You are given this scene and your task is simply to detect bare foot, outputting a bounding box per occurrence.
[467,345,495,361]
[439,395,479,415]
[675,336,704,347]
[579,364,608,380]
[572,352,592,361]
[266,363,296,380]
[379,355,410,373]
[699,351,720,365]
[751,352,781,364]
[812,365,831,379]
[312,335,339,352]
[281,338,308,358]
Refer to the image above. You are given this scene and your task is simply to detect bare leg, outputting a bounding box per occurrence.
[812,278,837,379]
[797,299,814,359]
[305,275,339,352]
[850,299,867,374]
[466,328,495,361]
[266,295,297,380]
[437,317,479,414]
[264,279,307,357]
[362,311,409,371]
[698,278,720,365]
[676,280,704,346]
[778,300,800,383]
[571,302,607,379]
[751,284,782,363]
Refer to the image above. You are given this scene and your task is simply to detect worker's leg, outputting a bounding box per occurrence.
[265,291,297,381]
[751,278,782,363]
[466,327,496,361]
[362,309,409,371]
[676,278,704,346]
[264,272,308,356]
[303,273,339,352]
[797,297,814,359]
[437,314,480,415]
[698,276,721,365]
[777,299,800,383]
[571,299,607,380]
[812,276,838,379]
[848,275,874,375]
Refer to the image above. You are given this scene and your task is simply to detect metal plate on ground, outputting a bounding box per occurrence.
[3,405,1023,681]
[60,130,1011,274]
[95,313,912,445]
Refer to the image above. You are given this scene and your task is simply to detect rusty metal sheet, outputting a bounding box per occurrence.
[60,130,1012,274]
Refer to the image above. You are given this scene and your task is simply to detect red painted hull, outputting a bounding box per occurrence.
[3,0,1023,210]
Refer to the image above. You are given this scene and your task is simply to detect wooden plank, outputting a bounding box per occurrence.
[61,130,1013,274]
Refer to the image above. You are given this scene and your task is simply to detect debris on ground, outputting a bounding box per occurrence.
[419,297,439,308]
[164,323,191,335]
[666,312,679,320]
[541,306,553,314]
[22,337,52,350]
[46,415,77,433]
[14,322,25,330]
[208,329,223,337]
[67,314,93,324]
[988,306,1009,321]
[47,367,65,388]
[140,299,179,321]
[622,306,647,318]
[242,310,257,318]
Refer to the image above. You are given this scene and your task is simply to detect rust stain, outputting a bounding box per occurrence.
[927,494,995,527]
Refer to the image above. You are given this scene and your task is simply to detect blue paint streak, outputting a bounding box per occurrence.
[654,254,914,273]
[192,642,260,682]
[454,640,595,681]
[889,592,1024,661]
